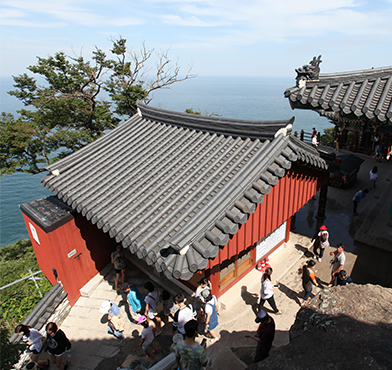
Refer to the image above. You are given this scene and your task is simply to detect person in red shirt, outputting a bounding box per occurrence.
[244,310,275,363]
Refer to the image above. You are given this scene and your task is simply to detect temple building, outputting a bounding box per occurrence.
[284,56,392,155]
[21,102,328,305]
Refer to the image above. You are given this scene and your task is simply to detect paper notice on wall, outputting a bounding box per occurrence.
[29,222,40,245]
[255,222,286,262]
[67,249,77,258]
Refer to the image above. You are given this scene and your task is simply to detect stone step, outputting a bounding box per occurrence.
[80,263,112,298]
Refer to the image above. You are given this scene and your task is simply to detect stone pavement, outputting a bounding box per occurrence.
[204,232,357,369]
[38,146,391,370]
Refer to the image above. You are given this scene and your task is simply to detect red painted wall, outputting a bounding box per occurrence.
[22,212,115,306]
[206,165,326,297]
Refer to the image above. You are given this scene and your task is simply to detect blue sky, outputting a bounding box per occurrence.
[1,0,392,78]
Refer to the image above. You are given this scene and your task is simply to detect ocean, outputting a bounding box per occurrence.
[0,76,331,246]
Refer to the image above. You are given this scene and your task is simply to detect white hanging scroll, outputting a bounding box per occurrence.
[255,221,286,262]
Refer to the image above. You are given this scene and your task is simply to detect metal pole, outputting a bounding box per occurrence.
[29,269,43,298]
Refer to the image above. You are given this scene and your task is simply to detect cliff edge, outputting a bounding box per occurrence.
[249,284,392,370]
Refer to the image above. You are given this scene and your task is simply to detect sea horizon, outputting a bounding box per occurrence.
[0,75,332,246]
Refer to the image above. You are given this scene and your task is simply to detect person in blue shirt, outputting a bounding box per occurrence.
[125,284,146,317]
[352,189,369,216]
[100,300,125,341]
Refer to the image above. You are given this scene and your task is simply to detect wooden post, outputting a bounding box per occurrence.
[316,179,328,221]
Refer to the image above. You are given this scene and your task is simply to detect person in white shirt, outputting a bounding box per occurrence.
[138,315,159,359]
[15,324,49,368]
[369,166,378,188]
[172,294,196,338]
[144,281,162,334]
[194,278,210,322]
[259,267,283,315]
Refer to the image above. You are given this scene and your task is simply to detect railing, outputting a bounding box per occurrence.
[0,270,44,297]
[293,131,317,144]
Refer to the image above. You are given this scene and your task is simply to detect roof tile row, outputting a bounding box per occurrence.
[42,102,327,280]
[285,65,392,124]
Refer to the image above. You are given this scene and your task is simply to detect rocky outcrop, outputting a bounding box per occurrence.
[249,284,392,370]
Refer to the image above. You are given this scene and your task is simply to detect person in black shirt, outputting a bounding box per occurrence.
[244,310,275,363]
[336,270,353,286]
[46,322,71,370]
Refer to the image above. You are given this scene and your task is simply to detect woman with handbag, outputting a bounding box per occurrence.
[144,281,163,335]
[15,324,49,368]
[312,225,329,262]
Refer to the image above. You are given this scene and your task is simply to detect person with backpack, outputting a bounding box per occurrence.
[172,293,196,338]
[201,290,220,343]
[312,225,330,262]
[301,260,319,306]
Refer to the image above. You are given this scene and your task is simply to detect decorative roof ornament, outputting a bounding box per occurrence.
[295,55,322,87]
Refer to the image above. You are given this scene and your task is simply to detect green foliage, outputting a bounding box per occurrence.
[0,239,52,329]
[185,108,201,115]
[320,127,334,145]
[0,325,24,370]
[1,38,195,175]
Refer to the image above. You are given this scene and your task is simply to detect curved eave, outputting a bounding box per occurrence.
[137,101,295,140]
[284,66,392,125]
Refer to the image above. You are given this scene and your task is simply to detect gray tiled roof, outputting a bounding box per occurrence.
[42,102,327,280]
[285,65,392,124]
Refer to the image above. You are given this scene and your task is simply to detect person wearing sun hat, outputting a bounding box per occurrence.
[100,300,125,342]
[244,310,275,363]
[312,224,330,262]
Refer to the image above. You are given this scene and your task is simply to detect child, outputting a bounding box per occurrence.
[138,315,159,359]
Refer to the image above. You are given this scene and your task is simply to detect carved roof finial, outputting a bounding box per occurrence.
[295,55,322,87]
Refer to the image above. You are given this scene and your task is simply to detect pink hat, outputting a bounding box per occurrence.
[319,225,327,231]
[137,315,147,324]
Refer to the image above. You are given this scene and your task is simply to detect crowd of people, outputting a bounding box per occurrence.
[17,232,356,370]
[97,275,218,369]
